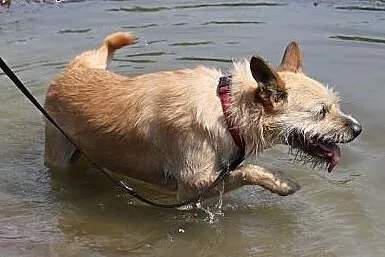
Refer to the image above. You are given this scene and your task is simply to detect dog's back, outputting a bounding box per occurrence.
[44,32,229,193]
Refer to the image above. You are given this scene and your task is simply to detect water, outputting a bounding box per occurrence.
[1,0,385,256]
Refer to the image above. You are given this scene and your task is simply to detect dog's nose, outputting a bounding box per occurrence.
[343,117,362,143]
[346,116,362,139]
[351,121,362,138]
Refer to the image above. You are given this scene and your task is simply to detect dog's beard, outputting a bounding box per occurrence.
[288,146,338,172]
[285,130,342,172]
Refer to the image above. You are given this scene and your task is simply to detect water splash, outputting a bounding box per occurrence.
[194,182,225,224]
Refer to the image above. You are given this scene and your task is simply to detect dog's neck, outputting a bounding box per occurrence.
[217,75,245,150]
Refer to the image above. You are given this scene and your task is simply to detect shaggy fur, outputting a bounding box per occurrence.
[44,32,362,200]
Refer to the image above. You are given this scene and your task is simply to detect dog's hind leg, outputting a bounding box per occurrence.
[44,122,88,171]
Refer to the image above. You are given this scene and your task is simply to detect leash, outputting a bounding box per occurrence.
[0,57,245,208]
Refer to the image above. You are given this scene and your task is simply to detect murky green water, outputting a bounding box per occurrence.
[1,0,385,256]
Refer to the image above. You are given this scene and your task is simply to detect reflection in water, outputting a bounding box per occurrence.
[50,166,246,255]
[53,171,300,256]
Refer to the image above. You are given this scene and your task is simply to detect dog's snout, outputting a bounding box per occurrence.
[346,117,362,139]
[351,121,362,138]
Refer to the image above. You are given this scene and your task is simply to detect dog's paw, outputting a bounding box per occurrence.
[271,177,301,196]
[263,169,301,196]
[240,165,301,196]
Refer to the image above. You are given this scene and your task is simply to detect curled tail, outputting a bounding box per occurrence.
[70,32,136,70]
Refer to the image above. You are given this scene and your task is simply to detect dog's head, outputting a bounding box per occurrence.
[233,42,362,172]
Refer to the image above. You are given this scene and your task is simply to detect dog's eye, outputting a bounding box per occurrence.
[312,104,327,119]
[273,88,287,102]
[318,104,327,119]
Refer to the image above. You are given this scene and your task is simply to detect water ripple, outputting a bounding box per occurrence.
[113,58,156,63]
[335,6,385,12]
[0,60,47,76]
[173,2,287,9]
[58,28,91,34]
[107,6,168,12]
[169,41,214,46]
[226,41,240,45]
[330,35,385,45]
[121,24,158,29]
[172,22,188,26]
[201,21,264,25]
[124,51,172,58]
[106,2,287,13]
[176,57,232,63]
[145,39,167,45]
[40,61,67,70]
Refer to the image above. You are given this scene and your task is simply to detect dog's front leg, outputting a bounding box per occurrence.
[227,164,301,196]
[178,164,300,200]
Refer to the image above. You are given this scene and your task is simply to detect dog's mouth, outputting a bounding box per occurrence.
[287,132,341,172]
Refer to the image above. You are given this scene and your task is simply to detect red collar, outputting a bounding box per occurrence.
[217,76,245,150]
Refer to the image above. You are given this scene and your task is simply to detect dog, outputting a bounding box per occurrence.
[44,32,362,201]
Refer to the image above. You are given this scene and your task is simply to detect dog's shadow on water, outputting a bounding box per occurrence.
[48,167,301,256]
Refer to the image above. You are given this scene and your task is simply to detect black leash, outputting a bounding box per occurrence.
[0,57,245,208]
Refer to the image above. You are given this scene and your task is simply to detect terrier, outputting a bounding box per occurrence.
[44,32,362,200]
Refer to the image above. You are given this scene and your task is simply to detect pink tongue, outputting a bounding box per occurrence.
[327,145,341,173]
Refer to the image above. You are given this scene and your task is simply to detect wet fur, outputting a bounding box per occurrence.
[44,32,361,201]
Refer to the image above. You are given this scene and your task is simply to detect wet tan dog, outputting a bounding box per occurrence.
[45,32,362,200]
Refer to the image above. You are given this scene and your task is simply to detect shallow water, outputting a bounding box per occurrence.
[1,0,385,256]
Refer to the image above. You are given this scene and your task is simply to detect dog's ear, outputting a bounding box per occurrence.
[278,41,303,72]
[250,56,287,109]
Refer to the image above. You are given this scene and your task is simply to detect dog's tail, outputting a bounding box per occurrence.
[71,32,136,70]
